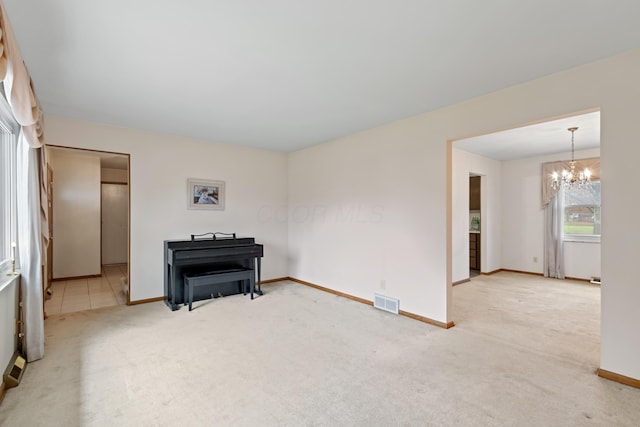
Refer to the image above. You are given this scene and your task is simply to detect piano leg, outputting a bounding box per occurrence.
[165,264,178,311]
[249,269,256,300]
[255,256,263,297]
[172,266,182,310]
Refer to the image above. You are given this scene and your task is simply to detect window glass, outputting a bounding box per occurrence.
[563,181,601,237]
[0,88,18,272]
[0,131,18,270]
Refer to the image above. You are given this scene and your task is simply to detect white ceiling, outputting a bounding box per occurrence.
[454,111,600,161]
[5,1,640,152]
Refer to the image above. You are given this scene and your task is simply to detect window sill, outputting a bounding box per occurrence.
[563,237,601,244]
[0,271,20,293]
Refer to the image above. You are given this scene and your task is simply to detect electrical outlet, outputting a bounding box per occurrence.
[533,257,538,263]
[380,280,386,290]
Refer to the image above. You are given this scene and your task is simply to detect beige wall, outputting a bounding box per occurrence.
[288,49,640,380]
[44,118,289,302]
[50,150,101,278]
[43,48,640,381]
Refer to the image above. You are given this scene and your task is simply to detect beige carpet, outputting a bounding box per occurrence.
[1,272,639,426]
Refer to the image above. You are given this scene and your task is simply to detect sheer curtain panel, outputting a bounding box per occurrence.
[17,132,43,360]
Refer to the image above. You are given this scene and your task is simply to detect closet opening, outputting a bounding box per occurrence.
[45,145,130,315]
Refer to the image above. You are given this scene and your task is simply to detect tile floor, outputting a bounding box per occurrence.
[45,264,128,315]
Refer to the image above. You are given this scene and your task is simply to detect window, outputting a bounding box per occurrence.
[563,181,601,241]
[0,90,18,274]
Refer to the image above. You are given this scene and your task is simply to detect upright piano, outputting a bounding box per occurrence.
[164,235,263,311]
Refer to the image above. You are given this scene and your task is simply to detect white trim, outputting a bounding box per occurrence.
[563,235,601,243]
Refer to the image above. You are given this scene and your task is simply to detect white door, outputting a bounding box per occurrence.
[101,183,128,265]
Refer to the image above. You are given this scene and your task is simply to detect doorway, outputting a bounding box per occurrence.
[101,183,128,265]
[449,110,601,344]
[45,146,130,314]
[469,175,481,278]
[451,110,601,284]
[101,182,129,302]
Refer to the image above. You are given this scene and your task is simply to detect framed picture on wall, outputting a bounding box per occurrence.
[187,178,225,210]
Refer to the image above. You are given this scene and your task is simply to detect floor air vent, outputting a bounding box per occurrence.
[374,293,399,315]
[3,353,26,389]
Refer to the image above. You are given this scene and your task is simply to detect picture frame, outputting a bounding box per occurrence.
[187,178,225,210]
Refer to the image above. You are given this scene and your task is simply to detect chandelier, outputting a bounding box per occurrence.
[551,127,591,190]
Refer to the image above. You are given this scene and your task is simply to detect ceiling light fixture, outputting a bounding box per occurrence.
[551,127,591,190]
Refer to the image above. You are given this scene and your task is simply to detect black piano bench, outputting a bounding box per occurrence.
[183,268,255,311]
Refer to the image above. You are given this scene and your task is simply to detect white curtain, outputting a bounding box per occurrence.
[543,192,564,279]
[1,0,46,361]
[16,131,44,361]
